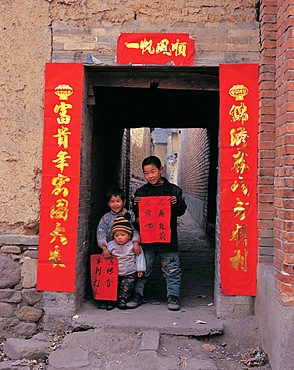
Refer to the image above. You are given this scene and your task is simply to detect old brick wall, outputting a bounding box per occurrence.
[130,128,153,202]
[50,0,259,66]
[258,0,276,265]
[177,128,210,229]
[255,1,294,370]
[274,0,294,310]
[131,128,153,182]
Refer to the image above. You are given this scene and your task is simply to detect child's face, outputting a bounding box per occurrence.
[113,230,131,245]
[143,164,163,185]
[108,195,125,214]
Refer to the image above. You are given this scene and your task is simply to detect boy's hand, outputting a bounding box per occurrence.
[133,242,141,255]
[121,207,128,216]
[168,196,177,205]
[102,247,111,259]
[133,196,141,205]
[137,271,143,278]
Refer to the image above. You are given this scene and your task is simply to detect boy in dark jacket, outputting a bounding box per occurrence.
[126,156,187,311]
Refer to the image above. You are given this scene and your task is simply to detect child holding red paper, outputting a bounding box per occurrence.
[105,216,146,310]
[127,156,187,311]
[95,187,141,309]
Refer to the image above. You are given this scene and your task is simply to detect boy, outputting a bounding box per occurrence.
[127,156,187,311]
[106,216,146,310]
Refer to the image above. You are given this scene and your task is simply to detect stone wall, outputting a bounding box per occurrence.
[0,236,43,337]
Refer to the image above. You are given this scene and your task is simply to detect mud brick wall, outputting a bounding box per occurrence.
[1,0,259,234]
[177,128,210,229]
[0,236,43,337]
[0,0,51,236]
[50,0,259,67]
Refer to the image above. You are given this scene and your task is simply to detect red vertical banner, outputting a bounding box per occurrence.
[219,64,258,296]
[37,63,84,292]
[138,196,171,243]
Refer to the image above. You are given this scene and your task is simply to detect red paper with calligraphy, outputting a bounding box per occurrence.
[219,64,258,296]
[36,63,84,292]
[90,255,118,301]
[138,196,171,243]
[117,33,195,66]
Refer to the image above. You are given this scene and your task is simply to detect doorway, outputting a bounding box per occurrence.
[85,66,219,305]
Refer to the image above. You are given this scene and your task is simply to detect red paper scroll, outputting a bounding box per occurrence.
[117,33,195,66]
[37,63,84,292]
[90,255,118,301]
[138,196,171,243]
[219,64,258,296]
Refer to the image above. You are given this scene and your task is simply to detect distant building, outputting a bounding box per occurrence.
[152,128,180,184]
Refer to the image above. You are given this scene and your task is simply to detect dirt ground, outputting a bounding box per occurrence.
[158,333,271,370]
[0,211,271,369]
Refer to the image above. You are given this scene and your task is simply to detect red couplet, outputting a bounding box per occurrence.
[138,196,171,244]
[219,64,258,296]
[37,63,84,293]
[90,255,118,301]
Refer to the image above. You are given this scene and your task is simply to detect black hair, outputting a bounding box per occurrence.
[142,155,162,170]
[106,187,126,202]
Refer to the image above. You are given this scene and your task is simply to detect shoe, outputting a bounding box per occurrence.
[167,295,180,311]
[97,300,107,309]
[117,299,127,310]
[126,293,146,309]
[106,301,116,311]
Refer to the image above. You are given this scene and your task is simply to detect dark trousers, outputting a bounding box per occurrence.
[118,272,137,301]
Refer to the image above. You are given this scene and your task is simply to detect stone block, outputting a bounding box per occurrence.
[48,349,90,369]
[17,306,43,322]
[24,250,38,259]
[0,317,19,332]
[4,338,50,360]
[0,235,39,246]
[14,321,38,337]
[0,302,14,318]
[0,256,21,288]
[21,259,38,288]
[140,330,160,351]
[0,245,21,254]
[22,288,43,306]
[0,289,22,303]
